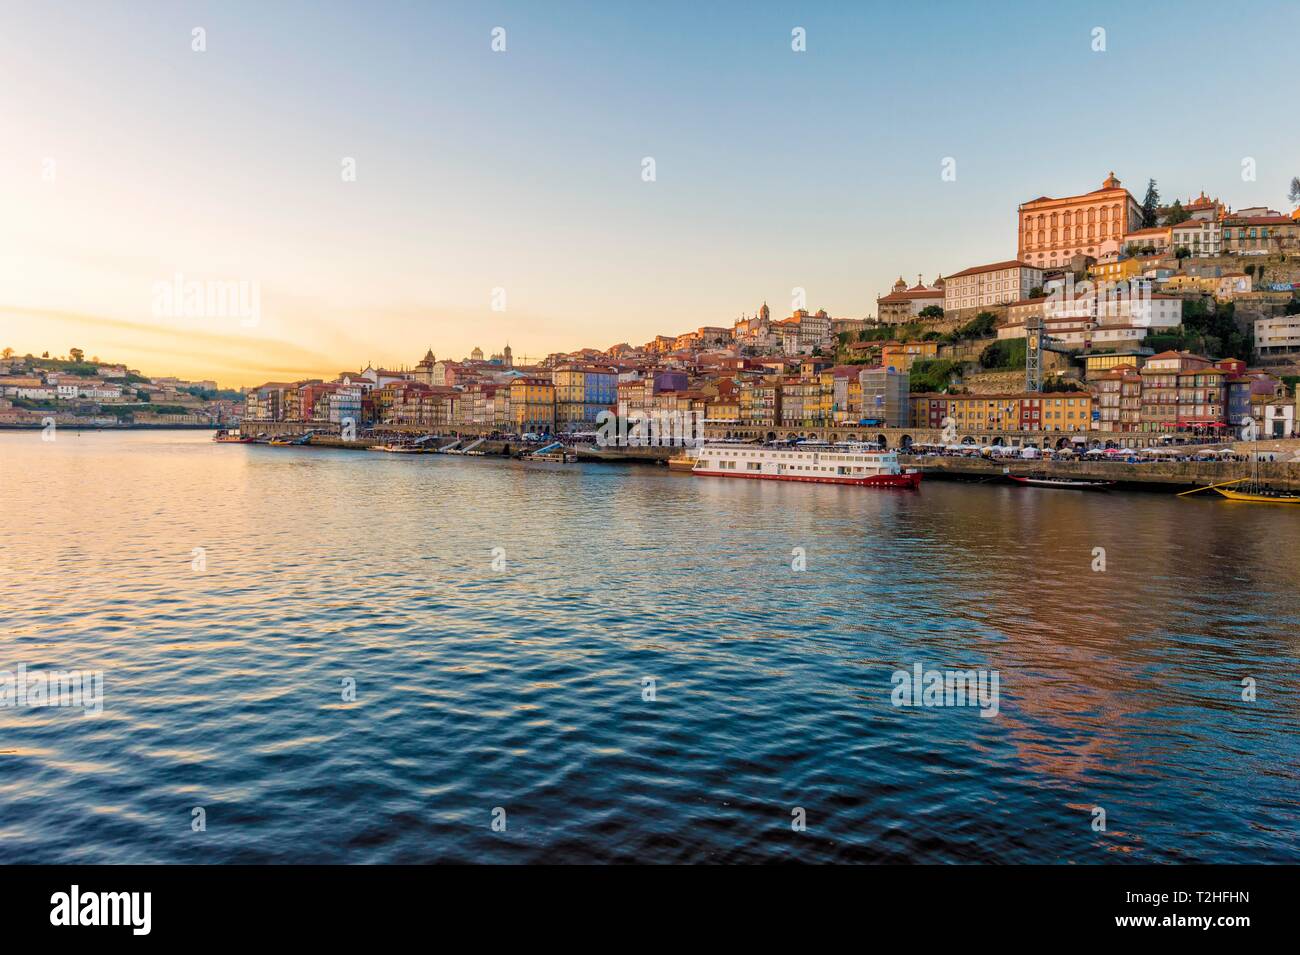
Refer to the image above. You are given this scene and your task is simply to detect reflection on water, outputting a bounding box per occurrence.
[0,430,1297,863]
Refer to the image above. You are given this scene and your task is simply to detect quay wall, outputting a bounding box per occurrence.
[914,455,1300,489]
[704,424,1181,450]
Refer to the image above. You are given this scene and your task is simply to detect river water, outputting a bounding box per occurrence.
[1,430,1296,863]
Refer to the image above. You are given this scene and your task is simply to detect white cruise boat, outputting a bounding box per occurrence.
[691,442,921,488]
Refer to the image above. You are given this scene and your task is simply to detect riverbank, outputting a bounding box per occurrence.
[219,435,1300,490]
[0,422,218,430]
[910,453,1300,490]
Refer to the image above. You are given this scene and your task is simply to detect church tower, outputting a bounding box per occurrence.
[503,343,513,368]
[414,348,436,386]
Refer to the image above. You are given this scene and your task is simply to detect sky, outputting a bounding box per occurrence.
[2,0,1298,388]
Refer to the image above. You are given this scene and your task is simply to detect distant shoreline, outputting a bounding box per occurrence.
[0,423,218,431]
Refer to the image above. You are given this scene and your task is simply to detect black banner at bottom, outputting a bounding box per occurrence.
[0,864,1282,940]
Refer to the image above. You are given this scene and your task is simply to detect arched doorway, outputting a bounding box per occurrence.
[876,434,888,448]
[1055,437,1070,450]
[900,434,913,449]
[766,432,776,442]
[991,436,1005,446]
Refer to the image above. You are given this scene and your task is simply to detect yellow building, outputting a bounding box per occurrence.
[846,376,863,421]
[706,398,740,423]
[946,394,1024,432]
[816,368,838,423]
[881,340,939,372]
[510,376,556,434]
[909,392,1094,432]
[1158,275,1217,294]
[1090,256,1144,286]
[1034,393,1093,432]
[1083,351,1148,378]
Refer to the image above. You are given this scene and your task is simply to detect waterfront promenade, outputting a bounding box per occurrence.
[232,418,1300,490]
[913,454,1300,489]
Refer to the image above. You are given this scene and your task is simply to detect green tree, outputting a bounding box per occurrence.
[979,339,1027,370]
[1290,176,1300,205]
[69,347,84,362]
[918,304,945,320]
[908,359,962,392]
[1175,246,1191,260]
[1141,179,1160,228]
[1165,199,1190,225]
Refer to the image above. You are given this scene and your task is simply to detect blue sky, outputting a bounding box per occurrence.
[2,0,1297,384]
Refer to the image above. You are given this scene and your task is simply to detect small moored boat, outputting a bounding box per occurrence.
[667,447,700,471]
[1006,474,1115,491]
[213,429,254,443]
[1212,486,1300,503]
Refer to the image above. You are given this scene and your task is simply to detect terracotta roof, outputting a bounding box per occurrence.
[946,260,1039,279]
[1225,215,1294,226]
[878,288,943,303]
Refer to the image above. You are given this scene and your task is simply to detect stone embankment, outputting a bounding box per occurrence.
[913,454,1300,489]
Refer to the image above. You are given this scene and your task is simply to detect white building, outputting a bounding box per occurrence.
[78,382,124,400]
[1216,273,1252,299]
[943,260,1043,313]
[998,288,1181,348]
[1261,402,1295,438]
[1255,315,1300,357]
[1170,218,1221,257]
[1121,226,1172,255]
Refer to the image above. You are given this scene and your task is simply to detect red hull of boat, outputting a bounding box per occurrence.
[692,469,921,489]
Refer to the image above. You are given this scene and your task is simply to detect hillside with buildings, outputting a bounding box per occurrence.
[22,171,1299,443]
[0,349,243,428]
